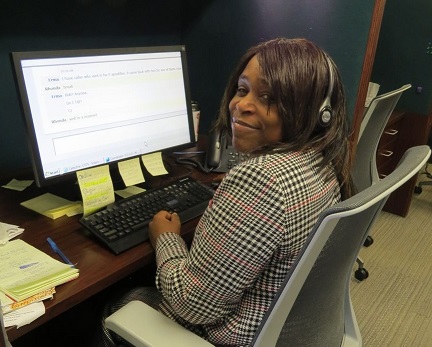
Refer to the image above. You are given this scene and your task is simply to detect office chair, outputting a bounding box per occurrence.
[414,131,432,194]
[352,83,411,280]
[105,146,430,347]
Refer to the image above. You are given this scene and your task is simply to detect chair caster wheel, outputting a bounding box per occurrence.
[414,186,422,194]
[363,235,374,247]
[355,268,369,281]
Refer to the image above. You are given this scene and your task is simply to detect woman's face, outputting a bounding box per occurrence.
[229,56,283,153]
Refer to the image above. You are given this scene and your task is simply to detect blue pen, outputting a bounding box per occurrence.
[47,237,75,268]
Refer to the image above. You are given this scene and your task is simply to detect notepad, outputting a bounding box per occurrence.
[0,287,55,314]
[20,193,81,220]
[0,239,79,302]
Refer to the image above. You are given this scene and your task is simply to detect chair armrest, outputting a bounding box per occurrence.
[105,300,214,347]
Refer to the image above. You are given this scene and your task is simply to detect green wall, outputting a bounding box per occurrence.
[0,0,374,171]
[372,0,432,114]
[184,0,375,133]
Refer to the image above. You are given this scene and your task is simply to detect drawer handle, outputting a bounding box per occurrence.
[379,150,393,157]
[384,129,398,136]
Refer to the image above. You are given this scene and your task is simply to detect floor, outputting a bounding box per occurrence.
[351,174,432,346]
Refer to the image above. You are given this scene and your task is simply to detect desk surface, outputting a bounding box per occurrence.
[2,149,217,342]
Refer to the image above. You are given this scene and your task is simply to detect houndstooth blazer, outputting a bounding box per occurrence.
[155,150,341,346]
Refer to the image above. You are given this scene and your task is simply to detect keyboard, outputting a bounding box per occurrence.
[79,176,214,254]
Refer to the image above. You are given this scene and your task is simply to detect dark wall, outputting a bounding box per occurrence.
[183,0,376,135]
[371,0,432,114]
[1,0,375,171]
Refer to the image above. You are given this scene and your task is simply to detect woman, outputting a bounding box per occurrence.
[99,37,355,347]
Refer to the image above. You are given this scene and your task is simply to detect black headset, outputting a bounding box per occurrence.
[318,55,334,127]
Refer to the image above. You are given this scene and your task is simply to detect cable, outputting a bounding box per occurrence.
[174,157,213,173]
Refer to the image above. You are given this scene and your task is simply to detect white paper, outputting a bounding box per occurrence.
[3,301,45,328]
[0,222,24,245]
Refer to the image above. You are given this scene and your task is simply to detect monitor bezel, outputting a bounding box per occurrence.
[11,45,196,188]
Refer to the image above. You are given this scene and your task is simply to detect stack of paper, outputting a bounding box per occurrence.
[20,193,82,219]
[0,239,79,302]
[0,288,55,314]
[2,301,46,329]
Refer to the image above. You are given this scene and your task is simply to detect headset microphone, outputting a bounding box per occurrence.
[318,55,334,127]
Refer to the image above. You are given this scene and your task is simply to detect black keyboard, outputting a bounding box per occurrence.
[79,176,214,254]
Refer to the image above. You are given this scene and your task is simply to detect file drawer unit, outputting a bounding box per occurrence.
[378,110,432,216]
[376,111,404,179]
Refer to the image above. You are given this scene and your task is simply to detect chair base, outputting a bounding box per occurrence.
[354,257,369,281]
[414,180,432,194]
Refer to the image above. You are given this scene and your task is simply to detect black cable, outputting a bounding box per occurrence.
[174,157,213,173]
[170,150,213,174]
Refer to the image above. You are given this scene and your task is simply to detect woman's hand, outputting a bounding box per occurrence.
[149,210,181,248]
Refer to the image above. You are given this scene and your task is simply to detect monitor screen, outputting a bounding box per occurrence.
[11,45,195,187]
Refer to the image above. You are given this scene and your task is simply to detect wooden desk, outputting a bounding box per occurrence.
[1,149,216,342]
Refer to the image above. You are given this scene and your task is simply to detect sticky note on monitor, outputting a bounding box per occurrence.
[141,152,168,176]
[77,165,115,216]
[118,158,145,187]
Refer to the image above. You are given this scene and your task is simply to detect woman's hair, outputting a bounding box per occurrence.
[213,37,355,199]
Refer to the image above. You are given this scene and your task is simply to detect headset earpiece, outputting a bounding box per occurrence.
[320,104,332,125]
[318,55,334,127]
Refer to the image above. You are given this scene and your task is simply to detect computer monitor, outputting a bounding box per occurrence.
[11,45,195,188]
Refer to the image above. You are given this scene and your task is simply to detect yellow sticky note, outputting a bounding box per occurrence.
[44,203,82,219]
[2,179,34,191]
[77,165,115,216]
[115,186,146,199]
[118,158,145,186]
[20,193,81,220]
[141,152,168,176]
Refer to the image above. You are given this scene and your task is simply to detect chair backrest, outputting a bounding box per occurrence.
[353,84,411,192]
[251,145,431,347]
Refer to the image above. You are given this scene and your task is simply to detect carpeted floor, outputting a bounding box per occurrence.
[351,173,432,346]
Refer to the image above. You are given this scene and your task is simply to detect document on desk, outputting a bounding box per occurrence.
[0,222,24,245]
[0,288,55,314]
[3,301,45,328]
[0,239,79,302]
